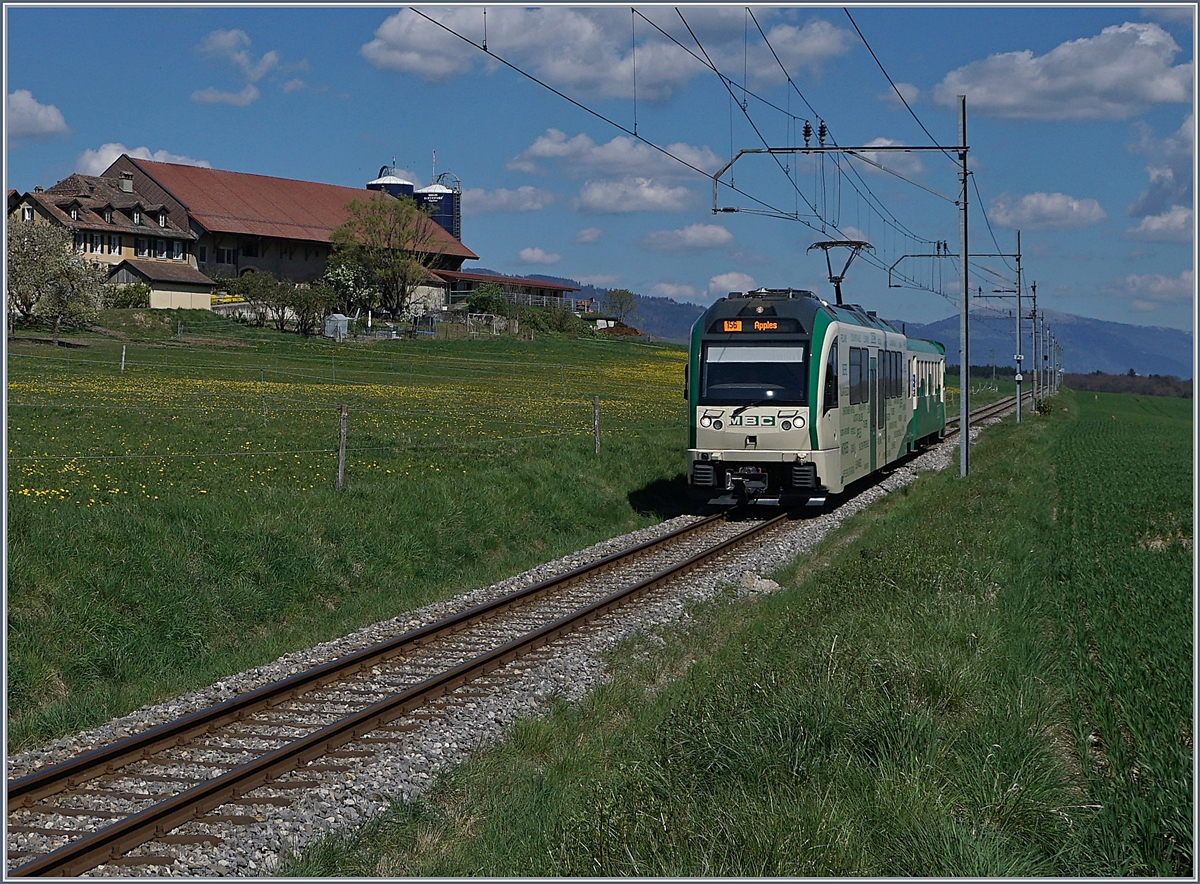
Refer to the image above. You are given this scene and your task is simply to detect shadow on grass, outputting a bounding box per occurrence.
[626,473,702,520]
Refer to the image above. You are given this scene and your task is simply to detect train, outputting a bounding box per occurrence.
[686,287,946,505]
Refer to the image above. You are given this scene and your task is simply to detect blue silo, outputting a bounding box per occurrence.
[367,164,415,200]
[415,173,462,242]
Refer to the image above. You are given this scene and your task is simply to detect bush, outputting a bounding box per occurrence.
[513,305,593,338]
[467,282,510,317]
[104,282,151,309]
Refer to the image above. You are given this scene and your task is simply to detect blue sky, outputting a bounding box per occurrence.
[5,4,1195,331]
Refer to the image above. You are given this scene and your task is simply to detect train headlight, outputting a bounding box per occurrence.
[700,416,712,428]
[781,420,793,431]
[713,419,724,430]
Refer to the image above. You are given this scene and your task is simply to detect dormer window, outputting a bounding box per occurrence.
[132,209,141,225]
[70,207,79,221]
[104,208,113,224]
[158,210,167,227]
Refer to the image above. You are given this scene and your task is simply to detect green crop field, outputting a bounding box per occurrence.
[6,311,689,750]
[285,388,1193,878]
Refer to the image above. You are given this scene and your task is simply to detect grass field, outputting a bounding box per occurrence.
[6,311,689,750]
[283,389,1193,877]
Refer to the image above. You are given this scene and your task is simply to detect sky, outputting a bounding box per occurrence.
[4,4,1196,332]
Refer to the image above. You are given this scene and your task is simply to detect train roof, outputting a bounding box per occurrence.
[699,289,899,334]
[696,289,944,353]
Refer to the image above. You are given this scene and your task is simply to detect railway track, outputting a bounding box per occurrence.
[6,393,1031,877]
[7,508,794,877]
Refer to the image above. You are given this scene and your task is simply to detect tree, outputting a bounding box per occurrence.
[467,281,509,316]
[6,222,104,342]
[601,288,638,324]
[330,194,446,319]
[321,255,378,316]
[290,280,338,337]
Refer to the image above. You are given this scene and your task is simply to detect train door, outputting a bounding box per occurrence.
[878,353,888,463]
[868,356,877,471]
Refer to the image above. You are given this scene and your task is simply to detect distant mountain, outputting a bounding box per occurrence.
[463,269,1191,376]
[900,308,1194,379]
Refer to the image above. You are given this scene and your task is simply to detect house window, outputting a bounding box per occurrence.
[70,207,79,221]
[90,233,103,254]
[216,247,236,265]
[73,232,86,253]
[158,211,167,227]
[155,239,167,259]
[104,208,113,223]
[136,238,148,257]
[172,241,184,260]
[197,245,208,264]
[109,235,121,255]
[21,206,33,222]
[241,241,259,258]
[132,210,141,225]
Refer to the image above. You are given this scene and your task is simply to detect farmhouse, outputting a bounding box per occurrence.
[7,157,582,314]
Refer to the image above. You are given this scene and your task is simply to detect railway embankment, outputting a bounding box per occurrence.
[285,389,1192,878]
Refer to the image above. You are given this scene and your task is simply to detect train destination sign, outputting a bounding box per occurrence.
[712,318,800,334]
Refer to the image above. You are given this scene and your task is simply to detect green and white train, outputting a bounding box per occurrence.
[686,288,946,504]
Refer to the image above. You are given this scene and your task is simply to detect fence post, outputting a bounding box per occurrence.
[593,395,600,455]
[336,405,348,491]
[261,369,267,427]
[121,345,126,373]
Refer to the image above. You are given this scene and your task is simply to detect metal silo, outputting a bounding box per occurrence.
[415,173,462,241]
[367,164,415,200]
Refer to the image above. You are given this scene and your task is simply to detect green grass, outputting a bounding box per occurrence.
[7,312,690,750]
[282,388,1192,877]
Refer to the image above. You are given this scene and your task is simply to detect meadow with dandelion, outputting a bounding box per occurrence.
[7,314,688,749]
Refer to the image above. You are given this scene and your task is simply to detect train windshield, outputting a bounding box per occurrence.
[700,343,808,405]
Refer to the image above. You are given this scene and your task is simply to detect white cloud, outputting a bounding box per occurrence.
[707,271,757,299]
[1128,113,1193,218]
[518,246,561,265]
[7,90,71,140]
[879,82,921,108]
[573,227,604,244]
[989,192,1108,230]
[191,85,260,106]
[282,79,306,93]
[1125,205,1194,242]
[362,8,852,100]
[76,143,212,176]
[193,29,280,106]
[509,129,721,180]
[641,223,733,252]
[198,29,279,83]
[858,137,926,177]
[462,186,557,216]
[578,177,694,213]
[1118,269,1195,311]
[934,21,1192,120]
[578,273,622,287]
[651,282,700,302]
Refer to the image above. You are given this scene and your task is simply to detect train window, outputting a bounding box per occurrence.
[700,343,809,405]
[823,340,839,412]
[849,347,863,405]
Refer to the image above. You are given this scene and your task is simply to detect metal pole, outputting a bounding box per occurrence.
[593,395,601,455]
[1029,287,1038,402]
[336,405,347,491]
[957,95,970,478]
[1014,231,1022,423]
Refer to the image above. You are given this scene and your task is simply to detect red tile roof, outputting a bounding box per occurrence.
[119,158,477,260]
[434,269,579,292]
[110,258,218,287]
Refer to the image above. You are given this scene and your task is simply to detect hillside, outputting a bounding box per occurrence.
[900,308,1193,379]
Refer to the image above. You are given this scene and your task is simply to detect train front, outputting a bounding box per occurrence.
[687,289,826,505]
